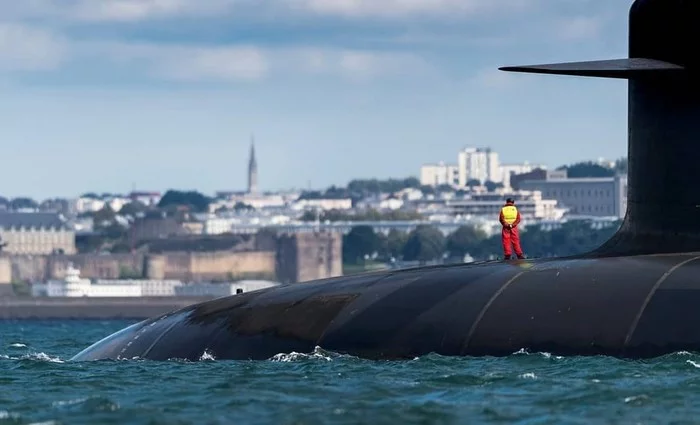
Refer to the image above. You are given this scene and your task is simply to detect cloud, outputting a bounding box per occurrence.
[0,23,67,71]
[292,0,535,18]
[4,0,537,22]
[104,43,269,81]
[77,41,431,82]
[69,0,239,22]
[555,16,604,40]
[0,0,240,22]
[294,48,430,80]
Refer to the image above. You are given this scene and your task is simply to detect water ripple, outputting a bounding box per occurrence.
[4,320,700,424]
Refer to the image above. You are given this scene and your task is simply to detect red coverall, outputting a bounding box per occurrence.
[499,203,524,259]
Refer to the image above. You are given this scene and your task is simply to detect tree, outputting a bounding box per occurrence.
[386,229,408,259]
[157,190,211,212]
[557,161,615,178]
[466,179,481,188]
[484,181,504,192]
[346,177,420,194]
[614,157,628,174]
[39,198,69,213]
[446,225,487,258]
[299,186,351,200]
[92,205,116,226]
[343,225,381,264]
[402,225,446,263]
[474,219,622,260]
[234,202,254,211]
[9,197,38,210]
[119,201,148,216]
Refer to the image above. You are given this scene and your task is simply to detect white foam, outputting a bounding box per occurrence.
[270,346,333,362]
[199,350,216,361]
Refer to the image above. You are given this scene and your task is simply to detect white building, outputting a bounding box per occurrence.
[33,267,281,298]
[211,194,288,211]
[500,162,547,189]
[395,188,424,201]
[458,147,501,186]
[129,191,162,206]
[292,198,353,211]
[420,162,459,187]
[32,265,142,297]
[74,197,106,214]
[203,217,239,234]
[95,279,183,296]
[442,191,564,221]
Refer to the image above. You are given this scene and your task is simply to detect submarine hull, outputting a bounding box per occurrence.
[71,253,700,361]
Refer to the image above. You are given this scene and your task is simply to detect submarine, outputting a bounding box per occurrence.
[72,0,700,361]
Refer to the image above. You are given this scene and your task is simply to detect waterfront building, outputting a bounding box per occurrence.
[32,265,281,297]
[32,265,142,297]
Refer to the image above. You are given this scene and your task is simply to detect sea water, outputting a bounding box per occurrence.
[1,320,700,424]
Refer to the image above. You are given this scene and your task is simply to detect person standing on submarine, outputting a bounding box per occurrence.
[499,198,525,260]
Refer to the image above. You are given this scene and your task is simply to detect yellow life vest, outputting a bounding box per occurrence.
[501,205,518,225]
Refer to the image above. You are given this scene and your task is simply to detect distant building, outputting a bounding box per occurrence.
[181,221,204,235]
[203,217,238,235]
[210,194,287,211]
[510,168,548,190]
[442,191,564,221]
[129,191,162,206]
[32,265,280,297]
[292,198,353,211]
[248,135,258,195]
[500,162,547,189]
[458,147,501,185]
[74,197,106,214]
[129,217,188,243]
[32,265,142,297]
[0,212,76,255]
[519,173,627,218]
[276,232,343,283]
[420,162,459,186]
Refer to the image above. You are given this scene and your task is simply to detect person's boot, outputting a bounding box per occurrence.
[517,254,526,259]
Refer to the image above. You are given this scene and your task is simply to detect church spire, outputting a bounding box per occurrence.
[247,134,258,194]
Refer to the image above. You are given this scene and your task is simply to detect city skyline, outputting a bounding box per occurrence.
[0,0,630,199]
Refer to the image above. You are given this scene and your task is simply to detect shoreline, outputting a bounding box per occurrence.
[0,296,215,320]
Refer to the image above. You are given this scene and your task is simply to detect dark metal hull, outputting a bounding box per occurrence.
[71,253,700,361]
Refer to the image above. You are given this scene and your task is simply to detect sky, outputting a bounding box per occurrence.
[0,0,633,199]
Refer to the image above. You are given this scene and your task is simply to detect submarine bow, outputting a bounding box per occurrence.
[72,0,700,361]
